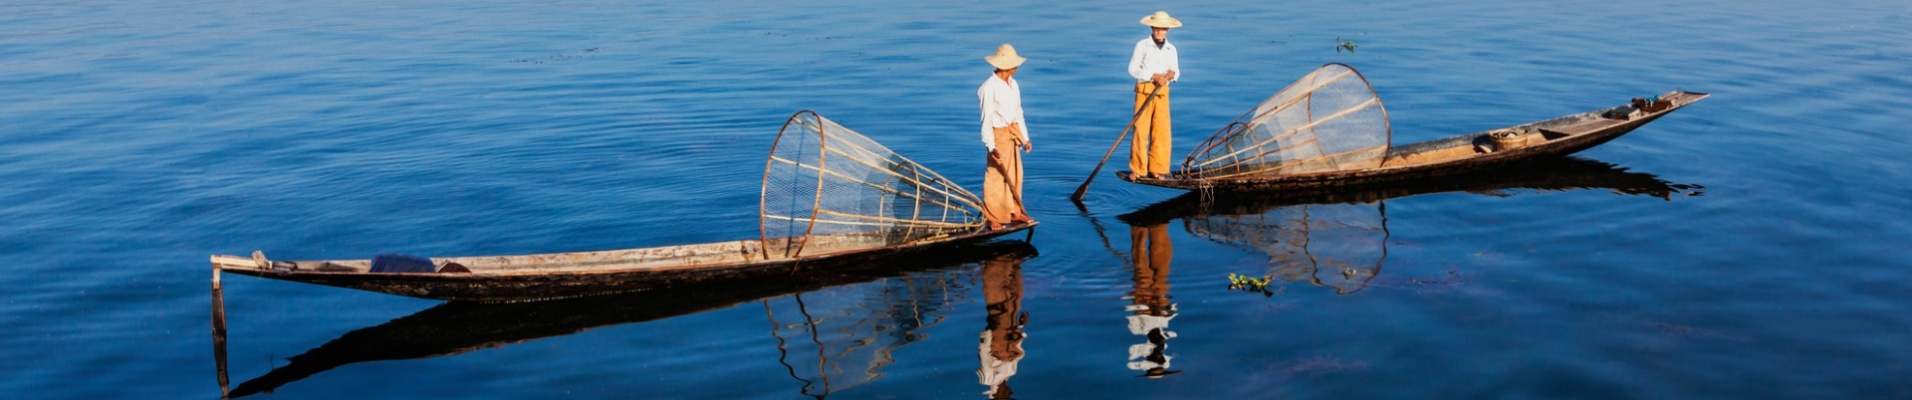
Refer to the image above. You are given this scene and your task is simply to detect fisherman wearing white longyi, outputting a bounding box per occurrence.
[978,44,1035,230]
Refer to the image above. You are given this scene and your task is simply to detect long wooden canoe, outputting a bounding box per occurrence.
[213,110,1035,303]
[212,223,1035,303]
[1120,90,1708,192]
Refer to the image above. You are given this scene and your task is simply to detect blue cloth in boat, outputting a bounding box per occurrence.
[370,253,435,273]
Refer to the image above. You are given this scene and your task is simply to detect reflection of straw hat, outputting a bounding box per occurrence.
[1140,11,1182,28]
[985,44,1026,69]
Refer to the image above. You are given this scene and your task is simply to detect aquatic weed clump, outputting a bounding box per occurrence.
[1227,273,1274,296]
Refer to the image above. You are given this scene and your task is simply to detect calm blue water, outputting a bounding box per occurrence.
[6,0,1912,398]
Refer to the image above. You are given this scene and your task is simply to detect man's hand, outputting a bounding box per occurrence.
[989,149,1003,163]
[1020,140,1033,153]
[1151,73,1169,86]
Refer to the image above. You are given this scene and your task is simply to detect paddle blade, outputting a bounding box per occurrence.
[1070,179,1091,203]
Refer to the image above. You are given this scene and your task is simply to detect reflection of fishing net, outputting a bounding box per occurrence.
[762,269,976,397]
[1185,202,1388,294]
[761,111,986,258]
[1182,63,1390,179]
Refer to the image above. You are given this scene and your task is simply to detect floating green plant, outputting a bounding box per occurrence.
[1227,273,1274,296]
[1336,36,1358,53]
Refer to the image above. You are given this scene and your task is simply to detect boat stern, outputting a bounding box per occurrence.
[211,254,268,273]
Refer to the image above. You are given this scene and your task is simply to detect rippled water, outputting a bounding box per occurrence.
[6,0,1911,398]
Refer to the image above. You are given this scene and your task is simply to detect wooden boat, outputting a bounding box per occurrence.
[1117,67,1706,192]
[212,111,1035,302]
[210,227,1031,302]
[215,241,1036,398]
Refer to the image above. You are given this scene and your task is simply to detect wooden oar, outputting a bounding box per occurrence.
[1010,136,1029,216]
[1070,83,1166,204]
[211,264,230,398]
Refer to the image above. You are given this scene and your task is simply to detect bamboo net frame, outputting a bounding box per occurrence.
[760,111,987,258]
[1181,63,1392,179]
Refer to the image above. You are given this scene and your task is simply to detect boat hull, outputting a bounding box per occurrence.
[1123,91,1707,192]
[215,223,1035,302]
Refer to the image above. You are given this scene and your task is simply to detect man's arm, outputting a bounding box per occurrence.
[1127,40,1151,82]
[979,85,997,152]
[1014,118,1031,152]
[1166,45,1180,83]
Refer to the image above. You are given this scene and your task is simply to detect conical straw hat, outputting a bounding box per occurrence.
[1140,11,1182,28]
[985,44,1026,69]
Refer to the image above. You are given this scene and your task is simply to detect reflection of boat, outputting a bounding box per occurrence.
[216,241,1037,399]
[1121,66,1707,192]
[1118,156,1697,294]
[210,111,1033,302]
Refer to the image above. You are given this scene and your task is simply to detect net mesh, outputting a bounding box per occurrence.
[762,268,974,397]
[761,111,986,258]
[1182,63,1391,179]
[1185,202,1387,294]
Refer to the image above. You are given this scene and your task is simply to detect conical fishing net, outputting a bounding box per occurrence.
[1185,202,1388,294]
[1182,63,1391,179]
[761,111,986,258]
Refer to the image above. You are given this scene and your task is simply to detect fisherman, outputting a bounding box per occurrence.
[979,44,1035,230]
[1128,11,1182,180]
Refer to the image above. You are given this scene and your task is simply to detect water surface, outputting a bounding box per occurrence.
[4,0,1911,398]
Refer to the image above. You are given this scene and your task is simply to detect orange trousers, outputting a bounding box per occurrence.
[1129,82,1172,177]
[983,125,1027,225]
[1129,223,1173,315]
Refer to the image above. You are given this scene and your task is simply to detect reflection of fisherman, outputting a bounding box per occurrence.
[1126,223,1178,377]
[977,253,1028,398]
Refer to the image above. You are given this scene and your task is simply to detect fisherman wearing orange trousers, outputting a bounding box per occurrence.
[979,44,1035,230]
[1128,11,1182,180]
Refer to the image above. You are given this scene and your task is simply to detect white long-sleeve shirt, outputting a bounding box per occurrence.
[1127,37,1181,83]
[977,75,1030,152]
